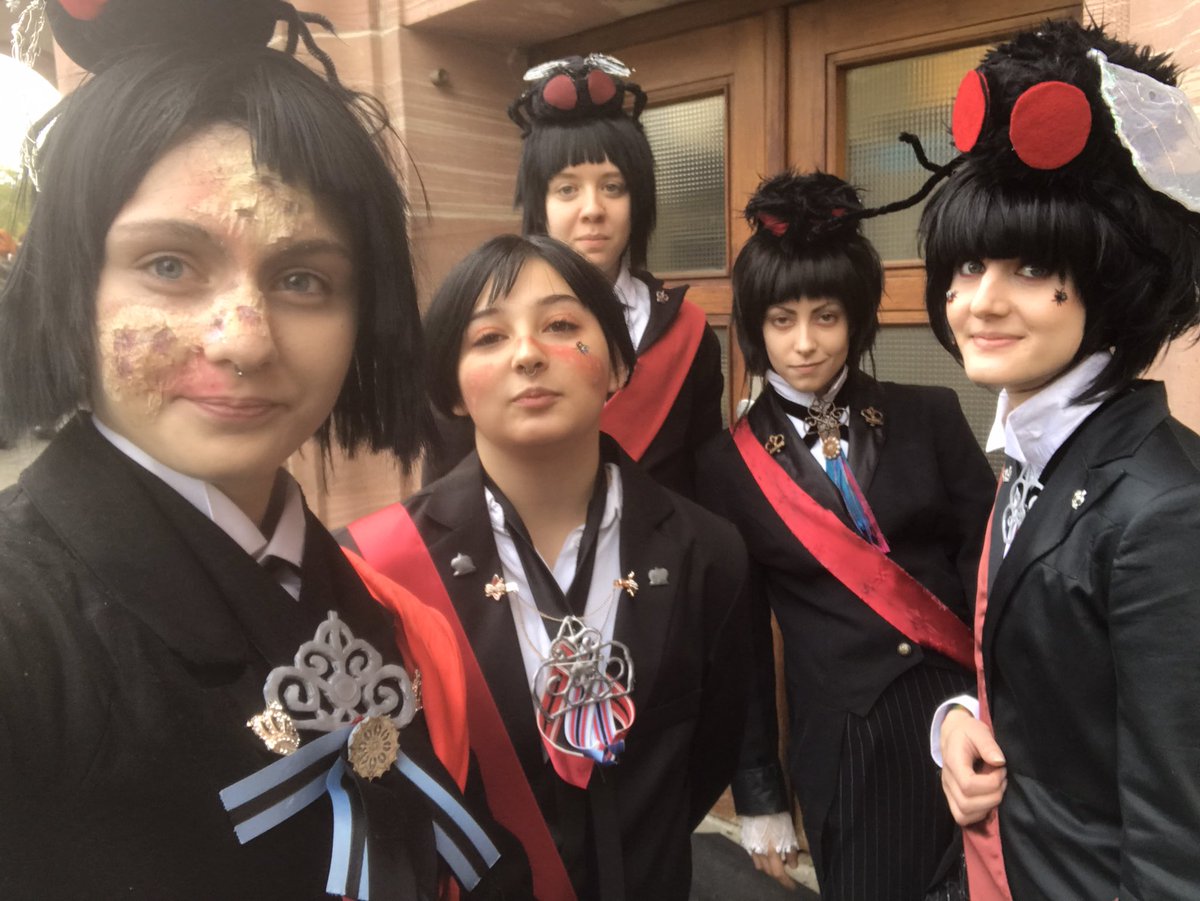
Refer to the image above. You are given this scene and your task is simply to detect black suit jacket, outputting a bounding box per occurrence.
[423,273,724,500]
[982,382,1200,900]
[399,442,748,900]
[0,417,525,900]
[696,375,993,834]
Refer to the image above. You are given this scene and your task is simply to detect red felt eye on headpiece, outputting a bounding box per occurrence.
[952,70,989,153]
[1008,81,1092,170]
[542,74,578,111]
[59,0,108,19]
[756,213,788,237]
[587,69,616,106]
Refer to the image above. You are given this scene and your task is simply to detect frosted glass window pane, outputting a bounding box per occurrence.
[845,44,990,261]
[642,94,726,273]
[873,325,1002,473]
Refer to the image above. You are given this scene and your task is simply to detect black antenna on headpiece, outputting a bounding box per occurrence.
[837,133,963,227]
[274,2,339,83]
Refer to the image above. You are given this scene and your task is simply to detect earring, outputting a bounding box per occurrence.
[945,289,958,303]
[1053,287,1068,305]
[576,341,590,355]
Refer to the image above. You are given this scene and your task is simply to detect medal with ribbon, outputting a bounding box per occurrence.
[533,615,636,775]
[219,610,501,898]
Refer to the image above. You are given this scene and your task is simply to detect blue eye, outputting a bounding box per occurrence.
[151,256,186,280]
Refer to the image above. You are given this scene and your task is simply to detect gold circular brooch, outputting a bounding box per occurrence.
[348,716,401,780]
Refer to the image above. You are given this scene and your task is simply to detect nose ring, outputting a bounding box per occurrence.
[234,365,245,378]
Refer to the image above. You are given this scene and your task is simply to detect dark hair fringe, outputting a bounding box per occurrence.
[423,234,637,418]
[732,230,883,377]
[0,46,432,463]
[516,116,656,270]
[920,161,1200,400]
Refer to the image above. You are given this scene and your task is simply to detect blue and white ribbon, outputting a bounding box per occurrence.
[219,729,500,898]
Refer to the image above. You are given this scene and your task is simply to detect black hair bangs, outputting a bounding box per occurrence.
[0,46,430,462]
[424,235,636,418]
[517,117,656,269]
[733,235,882,376]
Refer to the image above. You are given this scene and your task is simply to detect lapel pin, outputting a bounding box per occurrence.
[861,407,884,427]
[1071,489,1087,510]
[1002,464,1013,482]
[614,572,639,597]
[654,289,669,304]
[450,552,476,576]
[484,574,516,602]
[765,434,785,455]
[648,567,669,586]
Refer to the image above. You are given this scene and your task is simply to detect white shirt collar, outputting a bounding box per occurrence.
[92,417,307,575]
[765,365,848,409]
[613,264,651,350]
[986,352,1112,474]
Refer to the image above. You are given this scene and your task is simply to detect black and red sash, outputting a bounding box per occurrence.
[601,299,706,461]
[732,419,973,669]
[347,506,577,901]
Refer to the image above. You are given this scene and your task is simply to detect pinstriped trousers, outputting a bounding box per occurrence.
[817,663,971,901]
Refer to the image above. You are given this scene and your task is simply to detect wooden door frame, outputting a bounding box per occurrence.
[787,0,1080,323]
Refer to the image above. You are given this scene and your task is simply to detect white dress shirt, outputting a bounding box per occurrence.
[929,351,1113,764]
[93,417,306,599]
[613,265,651,351]
[485,463,624,696]
[765,367,851,464]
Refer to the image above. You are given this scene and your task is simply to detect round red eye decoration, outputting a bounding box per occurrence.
[542,74,578,111]
[1008,81,1092,170]
[756,212,788,237]
[952,70,989,153]
[586,69,617,106]
[58,0,109,20]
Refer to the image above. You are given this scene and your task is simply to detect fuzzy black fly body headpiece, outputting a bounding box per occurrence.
[744,170,866,250]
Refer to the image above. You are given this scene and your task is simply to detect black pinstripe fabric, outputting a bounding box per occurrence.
[817,663,970,901]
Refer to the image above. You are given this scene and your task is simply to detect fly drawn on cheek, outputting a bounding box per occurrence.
[545,342,609,389]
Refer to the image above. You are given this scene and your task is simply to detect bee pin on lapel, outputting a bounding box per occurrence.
[485,574,516,601]
[614,572,639,597]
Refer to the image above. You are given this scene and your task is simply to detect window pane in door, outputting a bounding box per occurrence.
[845,44,989,262]
[642,93,726,273]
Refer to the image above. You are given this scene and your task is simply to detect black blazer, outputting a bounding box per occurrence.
[398,442,749,900]
[422,273,724,500]
[696,374,993,825]
[0,417,526,900]
[982,382,1200,900]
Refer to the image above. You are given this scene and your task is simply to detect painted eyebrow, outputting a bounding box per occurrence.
[468,293,583,322]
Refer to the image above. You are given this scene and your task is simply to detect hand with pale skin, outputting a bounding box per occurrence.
[940,707,1008,825]
[751,847,800,889]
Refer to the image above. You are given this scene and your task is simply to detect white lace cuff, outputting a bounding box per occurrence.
[739,812,799,856]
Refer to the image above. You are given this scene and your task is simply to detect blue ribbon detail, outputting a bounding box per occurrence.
[220,727,501,899]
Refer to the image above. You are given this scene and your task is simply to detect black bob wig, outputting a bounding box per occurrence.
[516,116,657,272]
[423,234,637,419]
[732,171,883,378]
[920,21,1200,401]
[0,45,431,462]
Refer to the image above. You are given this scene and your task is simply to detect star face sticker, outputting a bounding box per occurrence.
[484,574,516,602]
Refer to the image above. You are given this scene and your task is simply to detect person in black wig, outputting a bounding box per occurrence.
[0,2,530,897]
[424,54,724,499]
[342,234,750,901]
[922,19,1200,900]
[696,170,994,900]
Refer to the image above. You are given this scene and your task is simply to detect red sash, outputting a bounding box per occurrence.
[348,508,578,901]
[601,298,707,461]
[962,513,1014,900]
[732,419,974,670]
